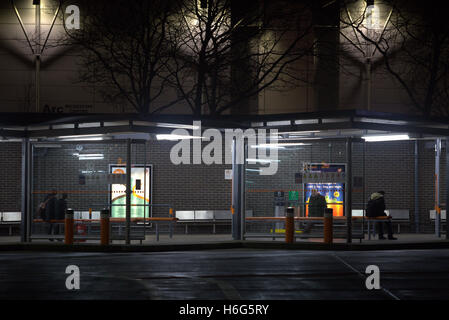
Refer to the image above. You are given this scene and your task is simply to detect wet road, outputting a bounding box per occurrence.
[1,248,449,300]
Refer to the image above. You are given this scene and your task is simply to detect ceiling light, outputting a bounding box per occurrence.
[362,134,409,142]
[156,134,202,141]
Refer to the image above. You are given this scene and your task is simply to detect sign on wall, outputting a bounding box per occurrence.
[305,182,344,216]
[110,165,152,218]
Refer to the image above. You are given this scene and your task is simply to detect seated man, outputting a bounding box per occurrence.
[366,191,397,240]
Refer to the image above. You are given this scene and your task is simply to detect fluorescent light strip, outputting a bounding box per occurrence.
[251,142,311,149]
[246,158,280,163]
[156,134,202,141]
[74,153,104,160]
[59,134,104,141]
[362,134,409,142]
[79,156,104,160]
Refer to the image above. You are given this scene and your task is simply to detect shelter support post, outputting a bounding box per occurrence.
[435,138,441,237]
[414,140,420,233]
[125,139,131,244]
[446,138,449,239]
[231,137,246,240]
[21,138,31,242]
[346,138,353,243]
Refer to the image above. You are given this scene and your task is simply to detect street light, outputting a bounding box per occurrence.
[364,0,380,30]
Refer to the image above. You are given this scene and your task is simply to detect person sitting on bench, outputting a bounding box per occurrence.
[366,191,397,240]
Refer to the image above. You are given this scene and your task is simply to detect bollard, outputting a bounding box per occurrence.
[285,207,295,243]
[324,208,333,244]
[100,209,110,245]
[64,209,74,245]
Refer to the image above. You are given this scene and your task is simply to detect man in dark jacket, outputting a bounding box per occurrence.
[54,193,68,240]
[366,191,397,240]
[308,189,327,217]
[302,189,327,235]
[45,190,58,240]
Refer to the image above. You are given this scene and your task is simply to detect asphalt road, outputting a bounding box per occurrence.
[0,248,449,300]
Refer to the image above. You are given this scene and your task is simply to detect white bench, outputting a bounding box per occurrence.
[0,212,22,236]
[74,211,101,220]
[429,210,447,220]
[176,210,253,234]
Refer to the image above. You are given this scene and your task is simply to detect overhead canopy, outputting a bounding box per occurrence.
[0,109,448,140]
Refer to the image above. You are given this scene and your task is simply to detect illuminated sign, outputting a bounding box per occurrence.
[305,182,344,217]
[110,165,151,218]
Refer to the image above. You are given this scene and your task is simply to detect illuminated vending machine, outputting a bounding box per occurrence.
[302,163,346,217]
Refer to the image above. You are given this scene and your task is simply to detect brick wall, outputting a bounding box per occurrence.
[0,142,22,211]
[0,139,446,233]
[31,141,232,216]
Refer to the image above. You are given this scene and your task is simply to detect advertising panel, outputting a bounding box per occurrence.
[110,165,151,218]
[305,182,344,216]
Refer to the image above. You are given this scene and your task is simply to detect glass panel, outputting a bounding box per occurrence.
[30,140,148,241]
[245,141,348,237]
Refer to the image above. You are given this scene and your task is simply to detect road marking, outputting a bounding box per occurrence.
[332,253,400,300]
[202,277,242,300]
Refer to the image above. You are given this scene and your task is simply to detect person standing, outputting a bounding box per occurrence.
[45,190,58,241]
[55,193,68,241]
[366,191,397,240]
[303,189,327,235]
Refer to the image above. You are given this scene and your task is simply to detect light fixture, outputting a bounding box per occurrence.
[251,142,311,149]
[73,153,104,160]
[362,134,409,142]
[156,134,202,141]
[364,0,379,29]
[59,134,105,141]
[246,158,280,163]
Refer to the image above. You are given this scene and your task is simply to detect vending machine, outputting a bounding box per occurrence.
[302,163,346,217]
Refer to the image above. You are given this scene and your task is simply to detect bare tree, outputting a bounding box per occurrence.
[62,0,181,114]
[165,0,315,116]
[340,0,449,117]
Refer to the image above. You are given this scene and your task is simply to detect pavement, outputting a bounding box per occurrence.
[1,233,449,252]
[1,248,449,300]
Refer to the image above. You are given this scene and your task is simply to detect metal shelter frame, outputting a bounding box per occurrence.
[1,109,449,243]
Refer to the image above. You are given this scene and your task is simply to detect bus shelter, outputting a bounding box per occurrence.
[0,110,448,244]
